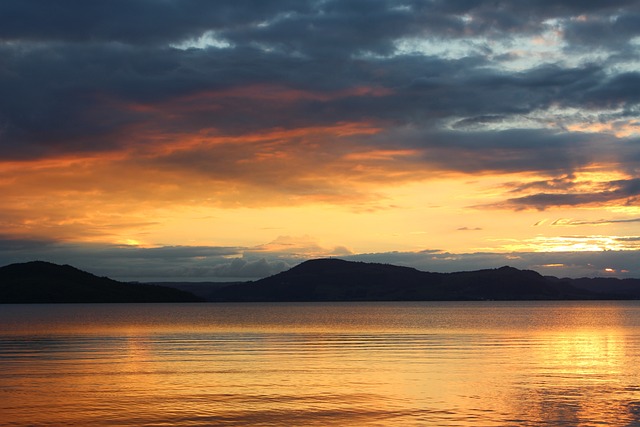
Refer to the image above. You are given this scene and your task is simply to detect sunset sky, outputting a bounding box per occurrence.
[1,0,639,281]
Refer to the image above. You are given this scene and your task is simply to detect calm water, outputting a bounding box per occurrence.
[1,302,640,426]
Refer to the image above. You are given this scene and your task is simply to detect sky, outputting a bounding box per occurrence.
[1,0,640,281]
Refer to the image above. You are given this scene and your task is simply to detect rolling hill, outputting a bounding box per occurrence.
[208,258,637,302]
[0,261,202,303]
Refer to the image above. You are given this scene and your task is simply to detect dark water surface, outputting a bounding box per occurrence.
[1,301,640,426]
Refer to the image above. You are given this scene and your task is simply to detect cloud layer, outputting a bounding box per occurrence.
[0,235,637,281]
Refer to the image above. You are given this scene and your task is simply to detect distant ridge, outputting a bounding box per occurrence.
[3,259,639,303]
[0,261,202,303]
[208,258,639,302]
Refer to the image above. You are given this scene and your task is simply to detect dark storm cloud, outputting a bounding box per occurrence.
[563,12,640,49]
[220,0,419,57]
[431,0,640,33]
[2,0,640,185]
[581,72,640,110]
[217,0,640,56]
[1,44,617,160]
[2,0,637,45]
[0,0,310,45]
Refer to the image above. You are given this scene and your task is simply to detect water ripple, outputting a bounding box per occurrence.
[1,302,640,426]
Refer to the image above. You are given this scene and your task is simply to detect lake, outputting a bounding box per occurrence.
[1,301,640,426]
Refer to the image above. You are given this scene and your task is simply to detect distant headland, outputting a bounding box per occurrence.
[2,258,640,304]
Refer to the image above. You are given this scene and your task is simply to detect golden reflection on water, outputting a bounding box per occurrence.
[1,302,640,426]
[513,329,632,426]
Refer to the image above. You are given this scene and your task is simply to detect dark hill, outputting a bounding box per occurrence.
[210,258,619,302]
[550,276,640,298]
[0,261,202,303]
[212,258,442,301]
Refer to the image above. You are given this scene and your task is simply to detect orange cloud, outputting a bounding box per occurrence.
[343,149,420,161]
[124,84,393,115]
[0,117,421,245]
[195,84,393,102]
[116,120,383,157]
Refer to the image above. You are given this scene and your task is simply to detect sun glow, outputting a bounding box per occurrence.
[498,234,640,253]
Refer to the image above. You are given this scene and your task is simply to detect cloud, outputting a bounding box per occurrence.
[2,1,637,48]
[551,217,640,226]
[0,0,311,45]
[1,0,640,272]
[452,115,506,130]
[346,249,640,279]
[2,9,639,208]
[1,235,638,280]
[2,2,639,164]
[487,178,640,210]
[0,235,58,251]
[0,235,351,281]
[249,235,353,258]
[209,258,291,279]
[563,12,640,49]
[581,72,640,110]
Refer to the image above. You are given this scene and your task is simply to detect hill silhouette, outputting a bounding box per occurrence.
[3,259,638,303]
[0,261,202,303]
[209,258,636,302]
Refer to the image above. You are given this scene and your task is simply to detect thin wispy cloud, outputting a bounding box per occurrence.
[552,217,640,226]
